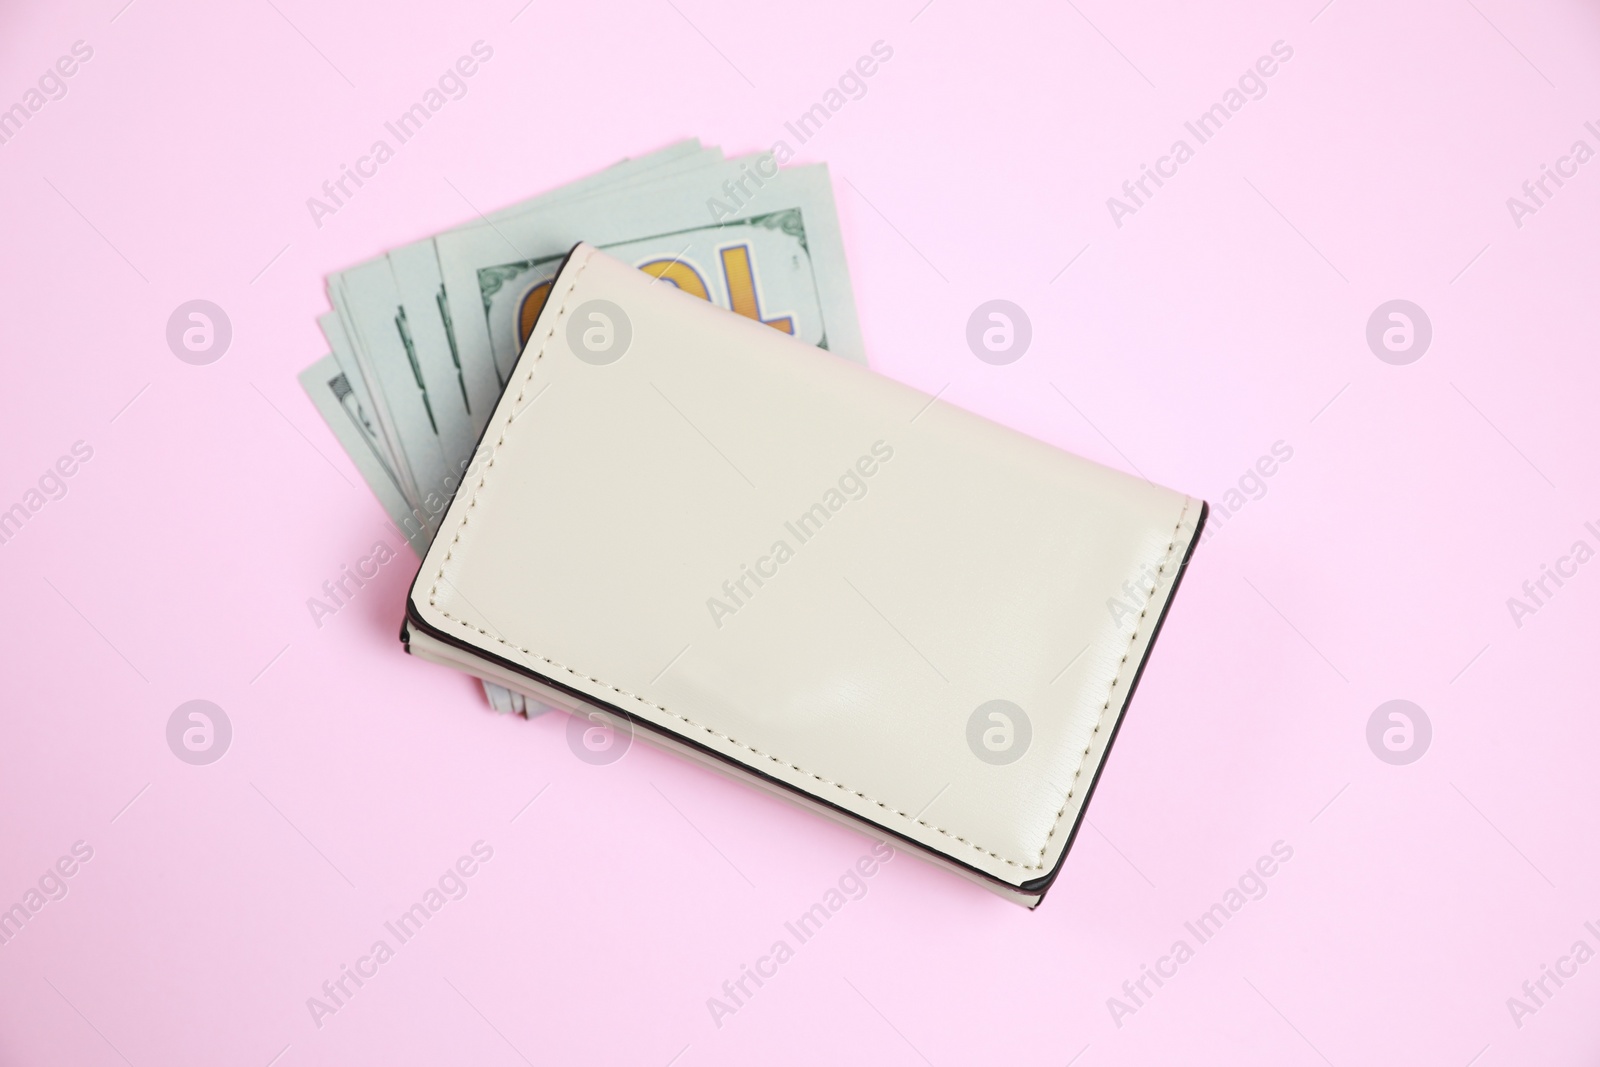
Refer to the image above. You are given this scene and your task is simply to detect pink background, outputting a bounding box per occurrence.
[3,0,1598,1063]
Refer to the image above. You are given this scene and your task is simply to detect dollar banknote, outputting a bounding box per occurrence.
[299,142,865,715]
[436,157,864,411]
[299,354,536,715]
[324,141,726,515]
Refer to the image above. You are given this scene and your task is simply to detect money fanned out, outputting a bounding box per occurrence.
[298,140,866,715]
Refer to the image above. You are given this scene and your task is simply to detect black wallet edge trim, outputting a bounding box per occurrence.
[400,242,1211,905]
[1017,497,1209,897]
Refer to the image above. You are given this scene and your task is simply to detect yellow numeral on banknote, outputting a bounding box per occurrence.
[517,245,794,348]
[718,245,793,335]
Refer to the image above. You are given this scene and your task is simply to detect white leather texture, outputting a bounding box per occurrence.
[409,244,1202,894]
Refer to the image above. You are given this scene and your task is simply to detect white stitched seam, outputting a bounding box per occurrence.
[425,247,1194,871]
[1029,494,1192,866]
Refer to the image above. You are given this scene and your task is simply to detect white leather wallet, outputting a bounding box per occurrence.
[403,243,1206,906]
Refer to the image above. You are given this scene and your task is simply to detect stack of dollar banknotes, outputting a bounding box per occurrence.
[298,139,866,714]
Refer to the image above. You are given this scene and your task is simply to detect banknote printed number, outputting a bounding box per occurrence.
[522,245,796,350]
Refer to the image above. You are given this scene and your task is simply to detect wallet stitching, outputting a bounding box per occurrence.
[1029,494,1192,867]
[426,246,1193,873]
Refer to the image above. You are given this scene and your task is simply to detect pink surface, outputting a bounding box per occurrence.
[2,0,1598,1063]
